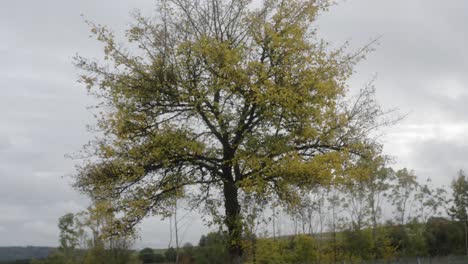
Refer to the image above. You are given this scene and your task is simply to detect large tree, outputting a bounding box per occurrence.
[74,0,389,262]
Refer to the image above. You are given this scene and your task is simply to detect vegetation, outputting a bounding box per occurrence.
[74,0,391,262]
[448,170,468,255]
[2,168,461,264]
[27,202,140,264]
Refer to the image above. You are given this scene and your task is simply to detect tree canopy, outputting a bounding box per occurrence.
[74,0,390,262]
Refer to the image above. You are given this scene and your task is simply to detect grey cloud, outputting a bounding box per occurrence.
[319,0,468,124]
[424,93,468,122]
[410,139,468,186]
[0,135,12,150]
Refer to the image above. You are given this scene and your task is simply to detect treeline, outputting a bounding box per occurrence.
[11,169,468,264]
[222,167,467,263]
[4,218,467,264]
[0,260,31,264]
[136,218,468,264]
[157,168,467,263]
[0,247,54,263]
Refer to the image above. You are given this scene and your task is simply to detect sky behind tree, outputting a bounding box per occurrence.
[1,0,467,248]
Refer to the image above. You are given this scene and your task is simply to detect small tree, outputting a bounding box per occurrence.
[388,168,419,225]
[75,201,139,264]
[57,213,81,264]
[58,213,80,251]
[448,170,468,255]
[195,232,229,264]
[154,254,166,263]
[292,235,317,264]
[165,247,177,262]
[425,217,465,256]
[414,178,447,223]
[139,248,157,264]
[347,157,392,258]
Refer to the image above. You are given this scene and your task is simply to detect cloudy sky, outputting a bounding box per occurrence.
[0,0,467,248]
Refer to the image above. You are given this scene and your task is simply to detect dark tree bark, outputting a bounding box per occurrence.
[223,180,243,263]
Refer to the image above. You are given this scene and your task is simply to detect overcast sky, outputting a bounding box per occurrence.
[1,0,467,248]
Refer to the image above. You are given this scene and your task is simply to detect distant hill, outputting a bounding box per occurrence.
[0,247,55,262]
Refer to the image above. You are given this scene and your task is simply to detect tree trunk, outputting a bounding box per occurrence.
[465,220,468,256]
[272,206,276,239]
[223,180,243,264]
[175,199,180,264]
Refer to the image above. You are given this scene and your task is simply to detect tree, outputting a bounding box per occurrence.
[180,243,195,264]
[342,156,393,259]
[58,213,80,252]
[153,254,166,263]
[342,179,369,232]
[342,229,372,261]
[74,0,390,262]
[414,178,447,223]
[252,238,291,264]
[425,217,465,256]
[195,232,228,264]
[139,248,157,264]
[448,170,468,255]
[78,202,138,264]
[388,168,419,225]
[362,157,391,234]
[291,235,317,264]
[165,247,177,263]
[326,187,346,263]
[35,207,140,264]
[31,214,81,264]
[57,213,81,264]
